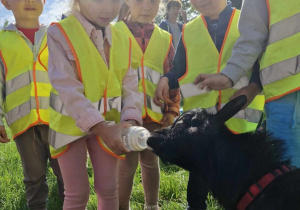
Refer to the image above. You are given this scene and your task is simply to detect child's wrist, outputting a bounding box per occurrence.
[91,121,107,135]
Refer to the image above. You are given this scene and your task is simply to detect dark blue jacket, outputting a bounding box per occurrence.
[159,20,183,47]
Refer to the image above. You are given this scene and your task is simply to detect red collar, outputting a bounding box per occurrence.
[236,165,295,210]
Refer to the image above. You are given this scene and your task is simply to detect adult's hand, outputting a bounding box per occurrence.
[0,126,10,143]
[230,83,262,110]
[195,73,233,90]
[154,77,172,107]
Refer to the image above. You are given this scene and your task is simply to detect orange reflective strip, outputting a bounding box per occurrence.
[227,127,240,135]
[163,34,173,66]
[51,145,70,159]
[0,51,8,79]
[266,0,271,28]
[13,120,40,139]
[266,87,300,103]
[38,43,48,71]
[201,15,207,28]
[217,9,236,111]
[97,136,125,160]
[178,24,188,81]
[53,22,83,82]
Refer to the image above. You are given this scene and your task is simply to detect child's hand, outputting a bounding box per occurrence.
[230,83,262,110]
[0,126,9,143]
[154,77,172,107]
[161,113,176,127]
[126,120,138,126]
[91,122,130,155]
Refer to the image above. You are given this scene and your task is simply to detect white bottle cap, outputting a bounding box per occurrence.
[129,127,150,151]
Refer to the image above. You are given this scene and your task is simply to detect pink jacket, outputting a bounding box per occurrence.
[47,12,143,133]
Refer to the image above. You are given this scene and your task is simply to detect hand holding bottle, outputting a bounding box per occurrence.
[91,121,130,155]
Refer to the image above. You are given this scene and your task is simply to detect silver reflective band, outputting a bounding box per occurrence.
[220,104,262,123]
[5,96,49,125]
[50,92,122,117]
[139,92,163,114]
[48,128,83,149]
[6,70,49,95]
[268,13,300,46]
[261,56,300,86]
[137,66,163,85]
[50,93,69,116]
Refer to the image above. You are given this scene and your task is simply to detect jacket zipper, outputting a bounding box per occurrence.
[140,26,146,53]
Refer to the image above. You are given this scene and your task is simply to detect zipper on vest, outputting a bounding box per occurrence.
[140,26,146,53]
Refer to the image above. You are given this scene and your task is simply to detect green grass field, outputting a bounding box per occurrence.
[0,141,223,210]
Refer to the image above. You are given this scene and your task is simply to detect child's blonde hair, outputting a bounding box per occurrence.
[69,0,80,12]
[117,0,164,22]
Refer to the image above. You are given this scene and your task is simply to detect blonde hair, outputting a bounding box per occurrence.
[117,0,164,22]
[69,0,80,12]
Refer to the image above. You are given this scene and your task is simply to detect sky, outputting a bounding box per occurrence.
[0,0,70,27]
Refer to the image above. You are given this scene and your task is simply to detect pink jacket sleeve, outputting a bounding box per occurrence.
[47,25,105,133]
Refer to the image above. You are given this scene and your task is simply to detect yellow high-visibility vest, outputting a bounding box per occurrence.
[0,30,50,138]
[260,0,300,103]
[180,9,265,134]
[114,21,172,123]
[49,15,131,159]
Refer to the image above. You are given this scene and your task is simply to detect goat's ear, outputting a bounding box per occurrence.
[213,95,247,124]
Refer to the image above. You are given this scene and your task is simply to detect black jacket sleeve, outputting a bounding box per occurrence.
[249,60,263,90]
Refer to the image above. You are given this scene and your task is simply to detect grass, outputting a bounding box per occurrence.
[0,140,223,210]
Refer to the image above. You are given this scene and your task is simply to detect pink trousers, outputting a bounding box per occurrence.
[58,134,119,210]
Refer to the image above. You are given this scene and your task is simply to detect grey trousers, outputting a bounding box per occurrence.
[15,125,64,210]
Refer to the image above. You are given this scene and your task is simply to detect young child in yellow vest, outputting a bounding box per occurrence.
[114,1,181,209]
[154,0,265,209]
[46,0,142,209]
[0,0,64,209]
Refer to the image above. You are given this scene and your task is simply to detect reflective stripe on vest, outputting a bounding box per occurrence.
[0,30,50,138]
[260,0,300,102]
[114,21,172,123]
[180,9,264,134]
[49,16,130,159]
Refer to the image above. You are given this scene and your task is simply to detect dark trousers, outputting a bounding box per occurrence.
[15,125,64,210]
[187,172,209,210]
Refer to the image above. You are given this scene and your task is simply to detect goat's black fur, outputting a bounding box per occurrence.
[147,96,300,210]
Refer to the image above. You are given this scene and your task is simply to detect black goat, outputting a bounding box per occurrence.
[147,96,300,210]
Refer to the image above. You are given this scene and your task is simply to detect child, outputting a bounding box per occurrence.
[199,0,300,168]
[46,0,142,209]
[154,0,265,209]
[0,0,64,209]
[114,0,180,209]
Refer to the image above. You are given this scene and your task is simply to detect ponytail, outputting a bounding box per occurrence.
[117,1,131,22]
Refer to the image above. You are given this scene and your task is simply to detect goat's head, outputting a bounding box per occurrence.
[147,95,247,172]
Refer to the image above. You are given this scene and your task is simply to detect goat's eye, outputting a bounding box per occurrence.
[183,114,193,122]
[191,117,200,127]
